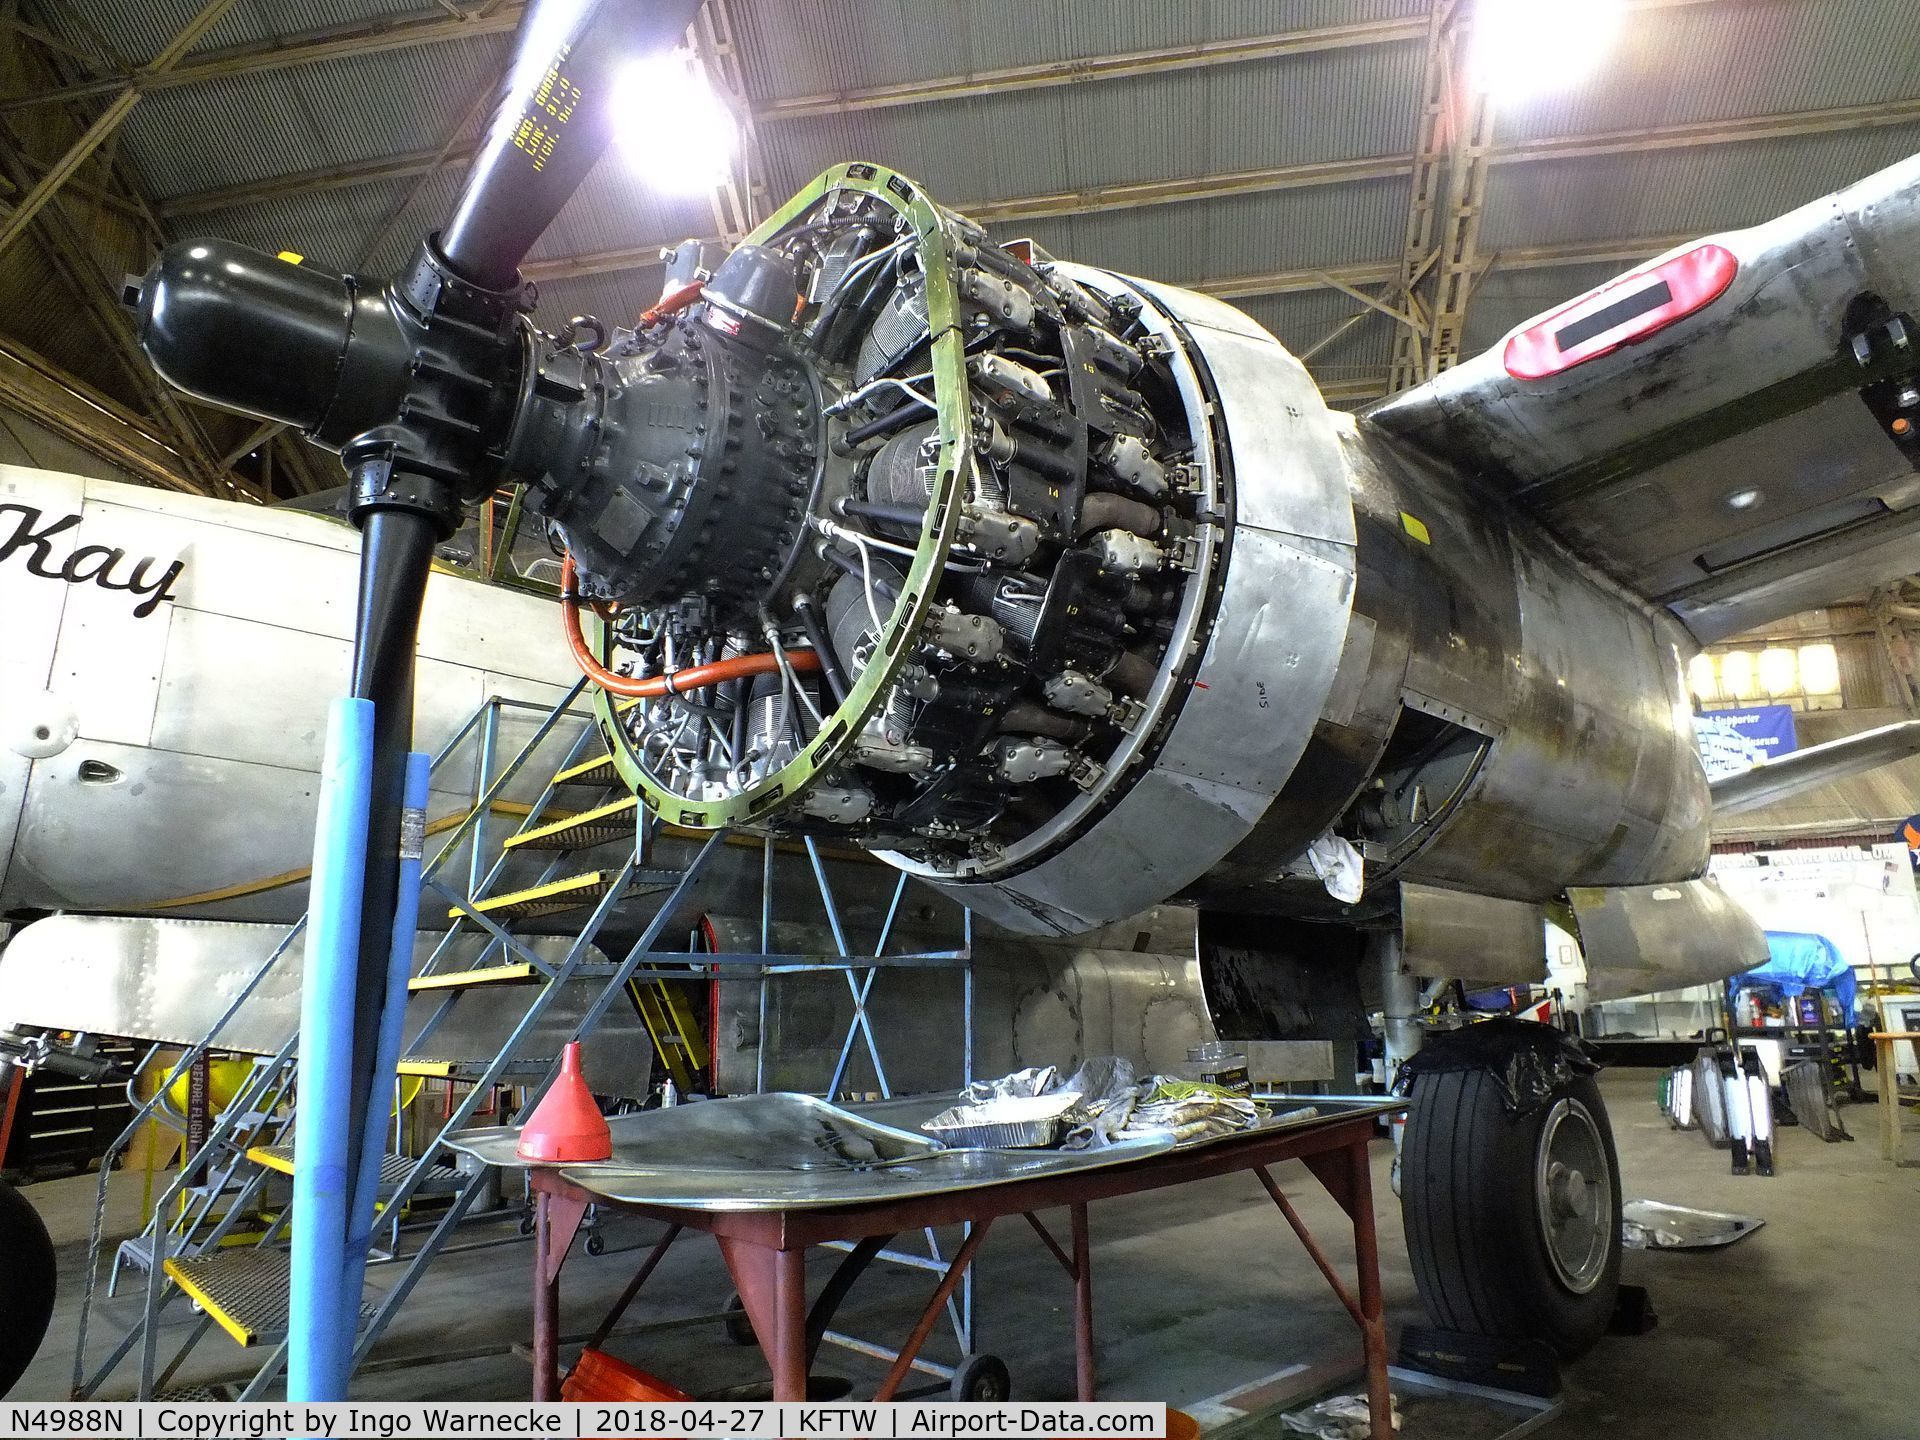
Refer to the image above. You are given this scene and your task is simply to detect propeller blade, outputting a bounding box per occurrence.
[438,0,707,289]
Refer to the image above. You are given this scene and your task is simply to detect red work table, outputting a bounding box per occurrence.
[526,1099,1402,1438]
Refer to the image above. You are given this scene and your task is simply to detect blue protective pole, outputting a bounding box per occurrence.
[340,750,431,1340]
[288,698,376,1402]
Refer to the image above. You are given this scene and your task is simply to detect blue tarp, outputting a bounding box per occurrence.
[1729,931,1857,1022]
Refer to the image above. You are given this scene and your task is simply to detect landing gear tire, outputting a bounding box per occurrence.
[0,1177,56,1396]
[950,1353,1010,1401]
[1401,1067,1621,1360]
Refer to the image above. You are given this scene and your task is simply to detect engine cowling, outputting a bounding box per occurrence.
[513,164,1358,933]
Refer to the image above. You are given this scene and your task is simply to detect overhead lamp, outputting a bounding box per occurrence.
[1758,646,1798,696]
[1798,642,1840,696]
[615,50,738,195]
[1471,0,1627,98]
[1687,653,1718,703]
[1719,650,1757,701]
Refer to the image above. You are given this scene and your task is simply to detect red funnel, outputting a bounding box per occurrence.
[517,1042,612,1163]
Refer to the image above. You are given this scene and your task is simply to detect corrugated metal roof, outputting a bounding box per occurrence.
[10,0,1920,417]
[1480,123,1920,252]
[36,0,445,75]
[732,0,1429,104]
[113,34,510,200]
[754,39,1422,214]
[1003,172,1410,290]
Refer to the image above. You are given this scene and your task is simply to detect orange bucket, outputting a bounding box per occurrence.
[562,1347,691,1430]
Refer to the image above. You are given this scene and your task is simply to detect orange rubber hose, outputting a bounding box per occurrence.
[560,555,820,698]
[638,280,704,328]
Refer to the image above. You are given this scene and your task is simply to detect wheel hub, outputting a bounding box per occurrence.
[1546,1160,1593,1220]
[1534,1098,1612,1294]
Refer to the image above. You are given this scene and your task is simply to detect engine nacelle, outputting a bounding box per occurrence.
[491,166,1358,930]
[133,162,1712,936]
[505,163,1709,934]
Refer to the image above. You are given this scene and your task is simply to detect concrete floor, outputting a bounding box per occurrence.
[15,1070,1920,1436]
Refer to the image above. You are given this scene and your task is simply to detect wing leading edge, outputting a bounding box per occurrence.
[1367,153,1920,644]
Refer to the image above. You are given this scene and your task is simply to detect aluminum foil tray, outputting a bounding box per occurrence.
[920,1094,1081,1149]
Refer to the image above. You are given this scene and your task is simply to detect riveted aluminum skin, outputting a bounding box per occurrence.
[1376,454,1714,901]
[1368,154,1920,646]
[1400,882,1549,988]
[1187,412,1712,914]
[0,914,655,1095]
[1566,878,1769,1003]
[911,272,1357,934]
[0,465,580,921]
[706,905,1216,1094]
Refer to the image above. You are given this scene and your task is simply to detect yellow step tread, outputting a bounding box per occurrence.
[552,753,619,786]
[244,1145,295,1176]
[166,1247,374,1347]
[457,871,615,922]
[397,1057,552,1079]
[408,961,545,991]
[244,1147,424,1187]
[502,796,639,852]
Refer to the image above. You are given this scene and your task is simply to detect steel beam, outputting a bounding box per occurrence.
[1385,0,1456,391]
[0,139,218,495]
[159,142,478,221]
[8,0,1728,121]
[1317,377,1393,404]
[6,144,150,223]
[518,153,1416,283]
[1496,95,1920,165]
[1422,53,1496,376]
[0,5,524,114]
[1315,271,1423,333]
[756,15,1429,122]
[155,25,1910,227]
[694,0,765,245]
[0,89,139,259]
[513,80,1896,288]
[0,339,204,493]
[0,0,240,261]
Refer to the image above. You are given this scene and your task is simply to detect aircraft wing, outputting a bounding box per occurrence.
[1368,153,1920,644]
[1708,718,1920,815]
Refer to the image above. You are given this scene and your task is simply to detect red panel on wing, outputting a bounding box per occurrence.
[1503,244,1739,380]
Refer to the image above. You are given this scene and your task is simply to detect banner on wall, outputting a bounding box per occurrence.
[1695,704,1799,782]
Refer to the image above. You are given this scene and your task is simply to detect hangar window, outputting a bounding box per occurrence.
[1690,642,1843,711]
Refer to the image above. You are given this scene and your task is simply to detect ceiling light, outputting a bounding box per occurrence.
[1471,0,1627,99]
[614,51,737,195]
[1719,650,1757,701]
[1687,653,1718,702]
[1726,488,1763,510]
[1798,643,1840,696]
[1758,647,1798,696]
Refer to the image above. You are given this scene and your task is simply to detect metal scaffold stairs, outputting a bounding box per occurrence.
[69,682,727,1400]
[68,680,977,1402]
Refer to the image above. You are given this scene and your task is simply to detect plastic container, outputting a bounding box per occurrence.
[1187,1042,1251,1097]
[561,1347,691,1402]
